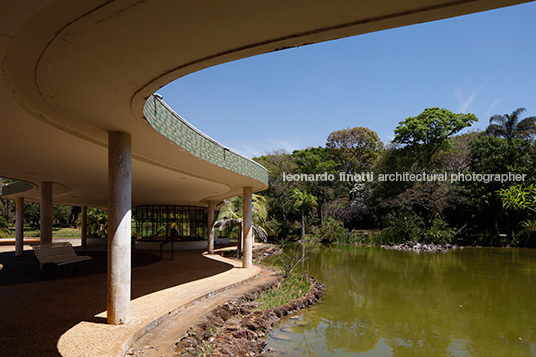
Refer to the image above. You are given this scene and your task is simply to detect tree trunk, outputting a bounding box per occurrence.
[301,212,305,238]
[301,241,305,270]
[236,225,242,258]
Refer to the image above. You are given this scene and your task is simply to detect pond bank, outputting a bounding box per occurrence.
[173,244,325,356]
[174,274,324,356]
[125,244,324,357]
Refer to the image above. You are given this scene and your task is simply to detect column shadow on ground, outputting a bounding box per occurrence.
[0,248,233,356]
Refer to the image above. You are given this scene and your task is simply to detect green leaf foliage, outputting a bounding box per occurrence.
[215,194,270,241]
[326,127,383,173]
[254,107,535,247]
[497,184,536,212]
[393,108,477,166]
[485,107,536,140]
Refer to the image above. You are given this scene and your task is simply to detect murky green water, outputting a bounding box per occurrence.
[265,246,536,356]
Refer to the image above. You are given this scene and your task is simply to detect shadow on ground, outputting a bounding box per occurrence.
[0,248,233,356]
[0,248,160,285]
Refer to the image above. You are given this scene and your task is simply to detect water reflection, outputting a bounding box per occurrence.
[265,246,536,356]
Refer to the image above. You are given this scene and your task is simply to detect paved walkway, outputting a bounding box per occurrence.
[127,268,279,357]
[0,244,261,357]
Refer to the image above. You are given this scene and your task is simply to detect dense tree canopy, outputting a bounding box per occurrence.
[252,106,535,247]
[254,150,296,223]
[326,127,383,173]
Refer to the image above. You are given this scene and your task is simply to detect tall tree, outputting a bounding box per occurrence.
[393,108,477,167]
[291,189,317,238]
[53,205,72,228]
[326,127,383,173]
[24,202,41,227]
[292,147,344,222]
[485,107,536,140]
[441,131,481,174]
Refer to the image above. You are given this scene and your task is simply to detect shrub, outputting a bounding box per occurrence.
[518,219,536,247]
[422,218,455,244]
[378,227,406,244]
[380,213,423,243]
[319,218,346,242]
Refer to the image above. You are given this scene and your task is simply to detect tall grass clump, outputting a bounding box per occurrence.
[254,273,310,310]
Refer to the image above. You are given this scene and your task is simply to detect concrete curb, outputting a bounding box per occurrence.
[114,268,261,357]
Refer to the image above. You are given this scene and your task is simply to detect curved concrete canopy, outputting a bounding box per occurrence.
[0,0,530,208]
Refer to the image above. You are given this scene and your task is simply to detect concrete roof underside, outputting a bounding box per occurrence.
[0,0,530,208]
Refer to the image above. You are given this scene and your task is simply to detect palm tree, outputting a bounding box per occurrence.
[292,189,317,238]
[485,107,536,140]
[214,194,269,256]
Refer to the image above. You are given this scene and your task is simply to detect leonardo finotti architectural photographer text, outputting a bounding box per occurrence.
[282,172,526,184]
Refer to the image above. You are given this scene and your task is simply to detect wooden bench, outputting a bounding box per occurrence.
[32,242,92,271]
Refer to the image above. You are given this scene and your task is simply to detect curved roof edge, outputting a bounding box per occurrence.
[0,181,36,197]
[143,94,269,187]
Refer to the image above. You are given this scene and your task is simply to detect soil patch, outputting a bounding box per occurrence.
[173,268,324,356]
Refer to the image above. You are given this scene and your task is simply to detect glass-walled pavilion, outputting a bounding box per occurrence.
[135,205,208,241]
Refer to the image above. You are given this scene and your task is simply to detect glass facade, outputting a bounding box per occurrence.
[135,205,207,241]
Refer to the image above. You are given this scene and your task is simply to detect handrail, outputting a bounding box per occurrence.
[160,240,174,260]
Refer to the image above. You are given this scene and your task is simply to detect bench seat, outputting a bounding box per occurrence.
[32,242,92,271]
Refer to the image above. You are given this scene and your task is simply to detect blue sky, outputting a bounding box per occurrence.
[159,2,536,158]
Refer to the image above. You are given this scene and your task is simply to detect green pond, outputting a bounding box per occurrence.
[265,246,536,356]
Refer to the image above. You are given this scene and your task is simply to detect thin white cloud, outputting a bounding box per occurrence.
[484,97,503,118]
[456,90,476,113]
[454,84,487,113]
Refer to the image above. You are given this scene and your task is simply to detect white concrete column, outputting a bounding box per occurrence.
[15,197,24,256]
[40,182,53,244]
[107,131,132,325]
[242,187,253,269]
[207,201,215,254]
[81,206,87,249]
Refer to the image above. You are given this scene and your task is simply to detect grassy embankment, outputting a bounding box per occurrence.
[252,247,312,310]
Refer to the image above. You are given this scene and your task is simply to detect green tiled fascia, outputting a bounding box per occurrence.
[143,95,268,185]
